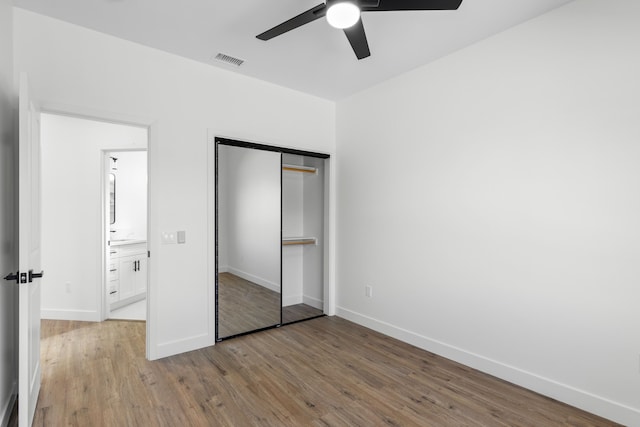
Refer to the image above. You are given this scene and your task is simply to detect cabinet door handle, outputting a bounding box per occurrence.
[109,269,117,272]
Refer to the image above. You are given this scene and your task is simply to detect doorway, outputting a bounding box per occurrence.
[104,150,148,321]
[40,113,148,324]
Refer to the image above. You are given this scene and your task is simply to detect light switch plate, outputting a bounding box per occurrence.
[161,232,177,244]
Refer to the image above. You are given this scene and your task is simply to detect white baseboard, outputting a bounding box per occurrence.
[0,381,16,427]
[303,295,323,310]
[41,308,100,322]
[110,292,145,311]
[283,295,302,307]
[227,267,280,293]
[336,306,640,427]
[150,332,215,361]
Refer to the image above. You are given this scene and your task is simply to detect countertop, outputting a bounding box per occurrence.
[110,239,147,247]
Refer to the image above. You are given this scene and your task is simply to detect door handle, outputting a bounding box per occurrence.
[3,271,19,284]
[28,269,44,282]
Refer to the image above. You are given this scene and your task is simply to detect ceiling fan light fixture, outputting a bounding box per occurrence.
[326,1,361,29]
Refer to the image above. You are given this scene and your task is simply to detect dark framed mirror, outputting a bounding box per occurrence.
[215,137,330,342]
[109,173,116,225]
[216,142,282,340]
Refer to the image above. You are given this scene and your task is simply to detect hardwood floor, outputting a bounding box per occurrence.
[218,272,324,338]
[282,302,323,325]
[218,272,280,338]
[33,317,618,426]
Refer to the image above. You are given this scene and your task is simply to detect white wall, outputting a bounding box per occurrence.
[14,8,336,359]
[336,1,640,425]
[110,150,147,240]
[0,0,17,423]
[40,113,147,321]
[218,144,281,291]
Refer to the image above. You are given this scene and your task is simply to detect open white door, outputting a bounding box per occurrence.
[18,72,42,426]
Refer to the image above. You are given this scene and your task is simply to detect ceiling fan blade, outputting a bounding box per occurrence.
[257,3,327,41]
[343,19,371,60]
[362,0,463,12]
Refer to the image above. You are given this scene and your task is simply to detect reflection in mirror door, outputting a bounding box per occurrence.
[282,154,325,324]
[216,143,282,339]
[109,173,116,224]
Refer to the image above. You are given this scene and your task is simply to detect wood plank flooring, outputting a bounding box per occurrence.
[282,302,323,325]
[218,272,323,338]
[32,317,619,426]
[218,272,280,338]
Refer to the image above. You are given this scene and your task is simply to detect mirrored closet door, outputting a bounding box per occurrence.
[216,138,329,341]
[216,143,282,339]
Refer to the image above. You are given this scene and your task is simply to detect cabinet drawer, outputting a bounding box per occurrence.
[108,281,119,303]
[109,262,118,281]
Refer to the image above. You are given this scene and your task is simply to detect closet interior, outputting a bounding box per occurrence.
[216,138,329,341]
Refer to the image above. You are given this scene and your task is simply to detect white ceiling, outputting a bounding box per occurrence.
[13,0,573,100]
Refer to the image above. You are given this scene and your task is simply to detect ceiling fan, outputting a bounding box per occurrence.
[256,0,464,60]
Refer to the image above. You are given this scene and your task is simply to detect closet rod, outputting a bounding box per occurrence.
[282,238,316,246]
[282,164,317,174]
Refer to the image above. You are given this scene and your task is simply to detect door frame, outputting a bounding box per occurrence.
[101,148,148,321]
[39,103,157,359]
[211,136,330,342]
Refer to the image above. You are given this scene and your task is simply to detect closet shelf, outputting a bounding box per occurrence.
[282,237,317,246]
[282,164,317,174]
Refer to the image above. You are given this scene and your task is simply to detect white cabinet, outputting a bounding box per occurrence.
[109,241,147,309]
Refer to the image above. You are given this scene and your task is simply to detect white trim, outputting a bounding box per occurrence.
[226,266,280,293]
[206,131,218,347]
[0,382,16,427]
[41,309,100,322]
[153,333,213,360]
[283,295,303,307]
[303,295,323,310]
[40,102,154,129]
[336,306,640,427]
[39,103,156,360]
[324,157,335,316]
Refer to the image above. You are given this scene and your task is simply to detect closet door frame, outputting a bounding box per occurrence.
[215,137,329,342]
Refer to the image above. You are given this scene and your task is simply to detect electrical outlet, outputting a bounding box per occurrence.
[365,285,373,298]
[65,282,71,293]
